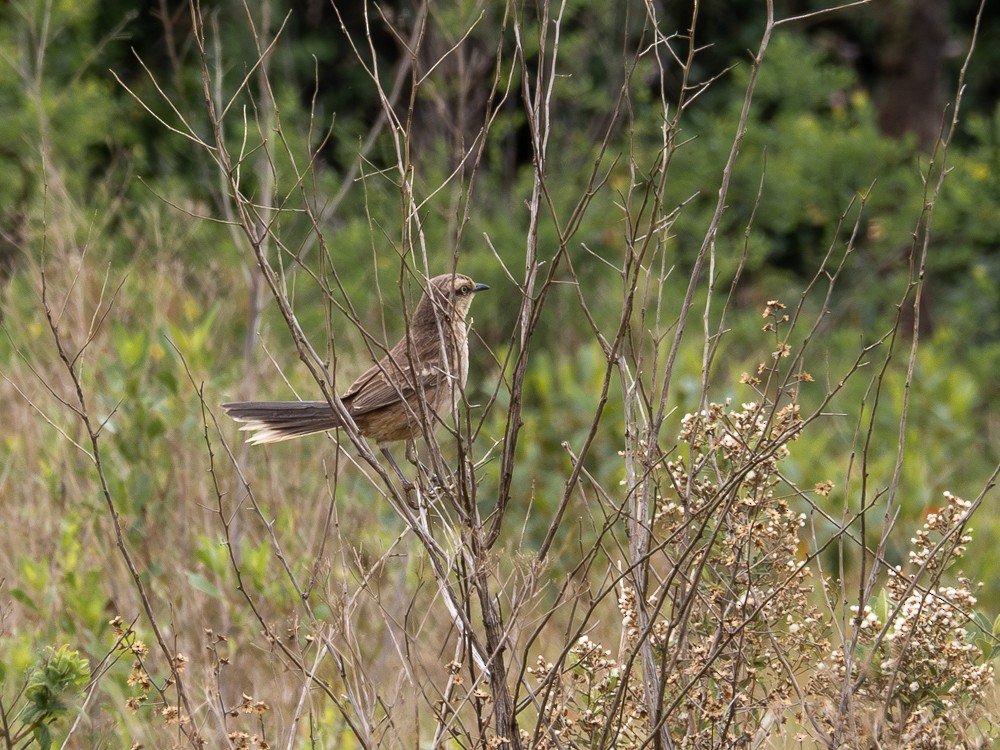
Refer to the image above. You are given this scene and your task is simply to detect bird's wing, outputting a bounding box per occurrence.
[342,344,451,416]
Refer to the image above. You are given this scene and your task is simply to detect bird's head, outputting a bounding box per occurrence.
[420,273,490,322]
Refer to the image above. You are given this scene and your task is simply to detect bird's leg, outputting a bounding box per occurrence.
[380,446,415,492]
[403,439,417,465]
[405,439,449,489]
[404,440,429,475]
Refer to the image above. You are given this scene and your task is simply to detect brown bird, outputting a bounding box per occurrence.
[222,273,489,485]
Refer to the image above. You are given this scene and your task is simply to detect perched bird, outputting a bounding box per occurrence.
[223,273,489,485]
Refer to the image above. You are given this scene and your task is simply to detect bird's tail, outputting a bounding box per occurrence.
[221,401,342,444]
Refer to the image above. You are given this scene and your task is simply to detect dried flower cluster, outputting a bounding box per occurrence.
[525,395,995,748]
[808,492,994,748]
[227,730,271,749]
[110,616,155,715]
[111,616,192,734]
[525,635,647,748]
[529,400,828,747]
[651,401,826,747]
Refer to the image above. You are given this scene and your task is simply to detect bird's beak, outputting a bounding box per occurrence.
[473,283,490,293]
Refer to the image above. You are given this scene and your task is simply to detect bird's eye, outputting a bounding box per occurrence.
[459,285,471,295]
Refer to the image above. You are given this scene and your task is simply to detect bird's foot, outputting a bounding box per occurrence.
[382,446,417,496]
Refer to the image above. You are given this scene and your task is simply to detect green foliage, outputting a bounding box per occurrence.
[8,515,108,642]
[655,33,918,282]
[0,645,90,750]
[22,646,89,722]
[0,0,128,205]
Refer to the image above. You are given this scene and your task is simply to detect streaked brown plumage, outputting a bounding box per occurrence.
[222,273,488,482]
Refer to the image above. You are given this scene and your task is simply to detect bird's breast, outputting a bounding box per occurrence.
[455,319,470,389]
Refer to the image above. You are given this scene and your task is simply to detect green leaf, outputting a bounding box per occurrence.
[34,723,52,750]
[10,587,37,610]
[186,571,223,600]
[23,646,89,725]
[19,556,49,592]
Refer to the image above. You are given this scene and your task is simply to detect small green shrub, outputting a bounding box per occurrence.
[2,645,90,750]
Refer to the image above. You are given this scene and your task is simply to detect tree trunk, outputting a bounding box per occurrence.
[876,0,949,151]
